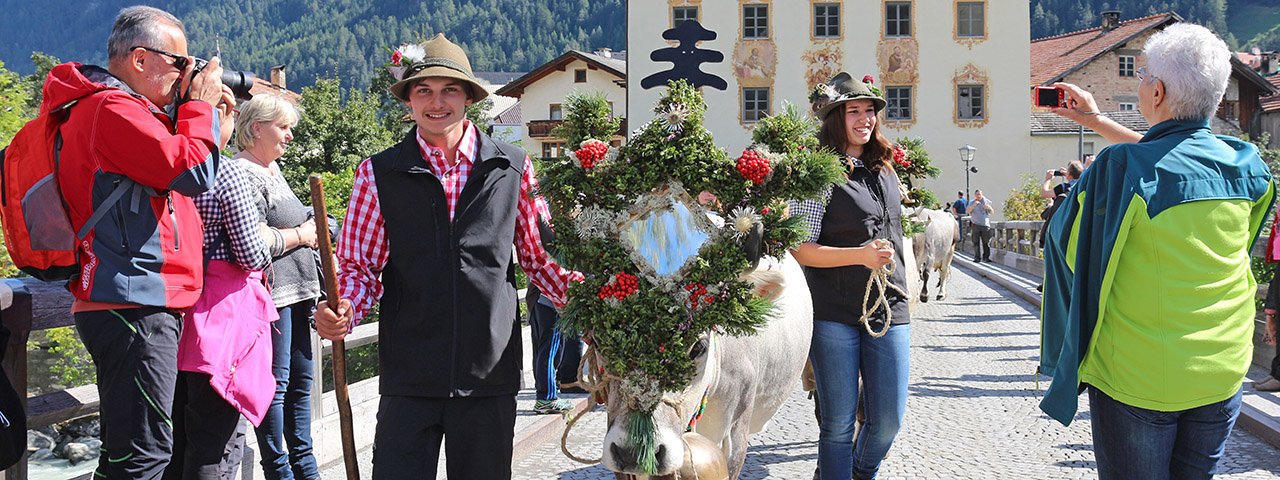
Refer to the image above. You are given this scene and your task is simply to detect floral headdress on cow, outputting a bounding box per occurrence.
[538,82,842,473]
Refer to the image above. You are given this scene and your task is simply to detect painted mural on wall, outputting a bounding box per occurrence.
[732,41,776,86]
[878,39,919,86]
[641,20,728,91]
[802,43,843,91]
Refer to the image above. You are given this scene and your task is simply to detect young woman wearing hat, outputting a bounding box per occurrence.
[790,72,911,480]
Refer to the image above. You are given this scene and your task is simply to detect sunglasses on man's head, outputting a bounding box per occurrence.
[132,46,189,71]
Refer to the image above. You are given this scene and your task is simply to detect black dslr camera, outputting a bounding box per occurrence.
[189,57,257,100]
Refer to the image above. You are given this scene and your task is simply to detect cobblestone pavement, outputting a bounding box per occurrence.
[511,267,1280,479]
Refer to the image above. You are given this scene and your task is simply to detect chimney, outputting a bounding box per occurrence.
[1101,11,1121,31]
[270,65,286,89]
[595,47,612,59]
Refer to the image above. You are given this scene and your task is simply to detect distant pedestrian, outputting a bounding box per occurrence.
[966,189,994,262]
[949,191,968,240]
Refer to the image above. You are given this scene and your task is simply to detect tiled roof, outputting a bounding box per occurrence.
[494,101,521,125]
[1030,13,1180,85]
[1030,111,1149,133]
[494,50,626,98]
[248,77,301,104]
[1262,75,1280,113]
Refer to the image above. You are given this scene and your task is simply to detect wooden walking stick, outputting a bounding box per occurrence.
[309,174,360,480]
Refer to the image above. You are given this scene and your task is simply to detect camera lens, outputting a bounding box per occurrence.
[221,70,257,100]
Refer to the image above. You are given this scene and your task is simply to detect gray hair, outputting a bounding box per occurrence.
[234,95,301,151]
[107,6,184,61]
[1143,23,1231,121]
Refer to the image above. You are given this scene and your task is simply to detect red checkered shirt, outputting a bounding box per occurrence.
[336,123,582,323]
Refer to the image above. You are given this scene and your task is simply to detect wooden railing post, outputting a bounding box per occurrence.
[2,279,33,480]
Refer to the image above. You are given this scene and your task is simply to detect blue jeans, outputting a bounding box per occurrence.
[1088,386,1241,480]
[810,320,910,480]
[253,301,319,480]
[526,289,583,401]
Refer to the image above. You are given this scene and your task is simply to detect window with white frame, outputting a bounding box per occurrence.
[541,142,566,160]
[744,4,769,39]
[1118,55,1135,77]
[886,86,912,120]
[743,87,770,122]
[957,2,985,38]
[957,85,984,120]
[673,6,698,26]
[1118,102,1136,111]
[549,104,563,120]
[814,3,840,38]
[886,2,911,37]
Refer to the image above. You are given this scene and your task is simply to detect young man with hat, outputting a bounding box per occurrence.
[313,33,581,478]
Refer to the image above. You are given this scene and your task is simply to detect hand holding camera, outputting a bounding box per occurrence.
[180,55,224,107]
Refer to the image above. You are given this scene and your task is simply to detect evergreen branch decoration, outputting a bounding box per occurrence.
[541,80,841,412]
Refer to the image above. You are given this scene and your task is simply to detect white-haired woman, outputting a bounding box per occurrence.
[1041,23,1275,479]
[233,94,322,480]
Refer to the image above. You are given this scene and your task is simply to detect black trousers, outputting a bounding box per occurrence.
[971,223,993,260]
[75,308,181,480]
[165,372,245,480]
[526,287,583,400]
[372,394,517,479]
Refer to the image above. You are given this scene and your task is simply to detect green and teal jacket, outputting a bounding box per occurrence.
[1039,119,1275,426]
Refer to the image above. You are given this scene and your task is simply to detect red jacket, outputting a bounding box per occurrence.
[47,63,220,308]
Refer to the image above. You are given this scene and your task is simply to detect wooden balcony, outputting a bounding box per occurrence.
[526,118,628,139]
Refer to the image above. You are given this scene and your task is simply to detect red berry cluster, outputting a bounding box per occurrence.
[684,283,716,309]
[761,207,772,216]
[575,140,609,169]
[736,150,771,186]
[598,272,639,300]
[892,145,911,169]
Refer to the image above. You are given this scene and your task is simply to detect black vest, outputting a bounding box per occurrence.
[802,165,910,329]
[370,130,526,398]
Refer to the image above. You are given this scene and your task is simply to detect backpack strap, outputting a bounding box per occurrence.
[50,133,135,240]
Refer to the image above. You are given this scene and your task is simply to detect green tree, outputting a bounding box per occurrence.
[22,52,60,117]
[0,60,30,148]
[1004,174,1048,221]
[279,77,395,200]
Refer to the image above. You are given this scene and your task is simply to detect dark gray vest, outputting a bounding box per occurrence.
[802,165,910,329]
[370,130,526,398]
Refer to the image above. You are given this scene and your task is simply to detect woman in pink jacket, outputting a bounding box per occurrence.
[1257,210,1280,392]
[165,88,279,479]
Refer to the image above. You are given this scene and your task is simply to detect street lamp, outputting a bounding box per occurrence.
[959,144,977,199]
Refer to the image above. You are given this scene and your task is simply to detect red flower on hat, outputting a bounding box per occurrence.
[863,75,875,84]
[391,51,403,66]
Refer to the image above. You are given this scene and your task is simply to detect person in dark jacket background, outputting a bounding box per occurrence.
[49,5,225,477]
[792,72,911,480]
[312,34,581,479]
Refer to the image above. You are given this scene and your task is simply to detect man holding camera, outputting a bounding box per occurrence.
[966,189,995,262]
[45,5,226,477]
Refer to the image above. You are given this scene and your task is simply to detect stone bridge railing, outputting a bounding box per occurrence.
[0,278,387,480]
[954,219,1274,369]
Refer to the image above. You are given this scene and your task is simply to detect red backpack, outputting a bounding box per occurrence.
[0,93,130,281]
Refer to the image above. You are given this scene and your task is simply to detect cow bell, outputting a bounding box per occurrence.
[668,432,730,480]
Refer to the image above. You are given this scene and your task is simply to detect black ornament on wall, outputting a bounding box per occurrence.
[641,20,727,91]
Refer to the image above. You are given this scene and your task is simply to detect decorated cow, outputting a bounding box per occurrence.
[600,253,812,478]
[538,82,841,479]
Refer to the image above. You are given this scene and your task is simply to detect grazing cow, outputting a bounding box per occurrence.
[911,208,959,302]
[600,253,813,479]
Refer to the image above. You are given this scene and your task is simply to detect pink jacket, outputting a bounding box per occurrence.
[178,260,279,426]
[1269,210,1280,264]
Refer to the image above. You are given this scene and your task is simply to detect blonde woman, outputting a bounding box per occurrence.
[233,95,321,480]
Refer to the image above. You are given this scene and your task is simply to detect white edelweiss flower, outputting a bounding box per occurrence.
[574,206,617,240]
[620,372,663,411]
[661,103,688,133]
[820,83,840,101]
[397,44,426,66]
[729,206,761,235]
